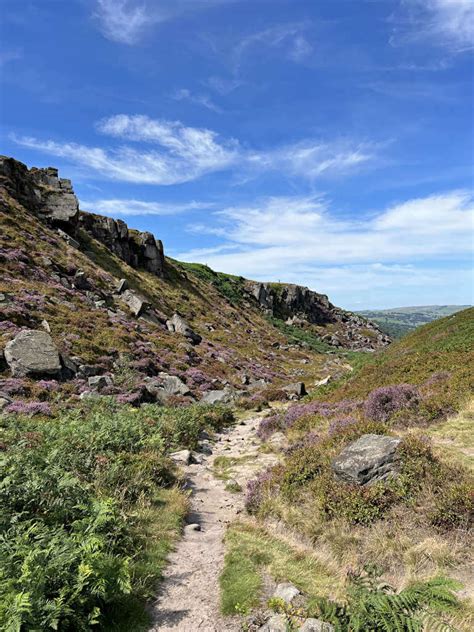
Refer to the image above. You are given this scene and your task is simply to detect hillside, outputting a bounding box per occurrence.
[358,305,471,339]
[0,156,389,412]
[0,156,472,632]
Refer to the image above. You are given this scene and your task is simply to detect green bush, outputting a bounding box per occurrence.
[0,399,232,630]
[431,481,474,531]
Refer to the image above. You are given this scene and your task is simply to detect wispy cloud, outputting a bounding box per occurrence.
[94,0,160,45]
[80,197,213,216]
[393,0,474,52]
[12,114,375,185]
[233,23,313,71]
[179,191,474,272]
[171,88,222,113]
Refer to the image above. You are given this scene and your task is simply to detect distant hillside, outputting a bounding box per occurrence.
[357,304,471,338]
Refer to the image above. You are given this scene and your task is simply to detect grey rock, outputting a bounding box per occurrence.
[78,364,102,377]
[196,439,213,455]
[184,523,201,534]
[41,319,51,333]
[259,614,288,632]
[200,388,238,405]
[283,382,307,398]
[4,330,61,377]
[273,582,301,604]
[299,619,335,632]
[60,353,78,378]
[73,271,91,290]
[158,373,191,397]
[120,289,150,317]
[332,434,401,485]
[170,449,191,467]
[57,229,80,249]
[0,394,12,411]
[115,278,129,294]
[88,375,114,390]
[166,313,202,345]
[190,452,206,465]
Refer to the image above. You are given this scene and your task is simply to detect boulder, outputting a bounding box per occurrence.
[200,388,241,405]
[283,382,307,398]
[120,289,150,317]
[170,449,191,467]
[4,330,61,377]
[0,393,12,411]
[299,619,334,632]
[259,614,288,632]
[331,434,401,485]
[166,313,202,345]
[159,373,191,397]
[88,375,114,390]
[273,582,300,604]
[115,278,129,294]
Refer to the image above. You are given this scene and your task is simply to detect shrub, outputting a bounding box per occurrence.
[431,481,474,531]
[245,467,278,514]
[363,383,419,423]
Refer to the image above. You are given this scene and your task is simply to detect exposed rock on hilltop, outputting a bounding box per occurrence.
[246,281,390,350]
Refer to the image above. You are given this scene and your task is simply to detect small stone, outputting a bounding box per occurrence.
[184,523,201,534]
[170,449,191,467]
[273,582,300,604]
[41,319,51,333]
[88,375,113,390]
[259,614,288,632]
[299,619,335,632]
[115,278,129,294]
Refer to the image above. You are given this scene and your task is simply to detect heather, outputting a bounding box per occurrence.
[0,399,232,630]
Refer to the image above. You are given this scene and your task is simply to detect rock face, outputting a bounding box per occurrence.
[166,313,202,345]
[0,156,79,228]
[0,156,165,277]
[245,281,390,351]
[79,212,165,277]
[4,330,61,377]
[332,434,401,485]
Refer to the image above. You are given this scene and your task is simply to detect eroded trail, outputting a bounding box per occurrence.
[150,411,278,632]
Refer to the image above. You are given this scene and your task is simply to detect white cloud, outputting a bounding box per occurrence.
[177,190,473,307]
[12,114,374,185]
[94,0,160,45]
[171,88,222,113]
[395,0,474,52]
[80,198,214,216]
[178,191,474,272]
[233,23,313,71]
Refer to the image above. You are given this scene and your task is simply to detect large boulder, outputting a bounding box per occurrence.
[4,330,61,377]
[200,387,243,405]
[331,434,401,485]
[120,289,150,317]
[166,313,202,345]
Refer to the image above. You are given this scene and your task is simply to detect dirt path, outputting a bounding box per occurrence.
[149,411,278,632]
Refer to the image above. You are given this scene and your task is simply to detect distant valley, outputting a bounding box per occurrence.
[357,304,471,339]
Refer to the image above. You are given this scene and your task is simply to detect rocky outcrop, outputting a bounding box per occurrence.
[245,281,390,351]
[79,212,164,276]
[0,155,79,228]
[0,156,165,277]
[4,330,61,377]
[331,434,401,485]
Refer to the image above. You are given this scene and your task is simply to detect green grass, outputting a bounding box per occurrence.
[269,317,333,353]
[178,261,247,305]
[219,522,339,615]
[213,455,255,481]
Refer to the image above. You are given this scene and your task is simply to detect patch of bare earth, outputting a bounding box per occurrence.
[149,411,278,631]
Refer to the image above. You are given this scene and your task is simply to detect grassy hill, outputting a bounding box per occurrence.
[358,305,471,339]
[234,308,474,629]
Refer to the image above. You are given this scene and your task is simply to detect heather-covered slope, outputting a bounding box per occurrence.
[237,309,473,629]
[0,156,388,411]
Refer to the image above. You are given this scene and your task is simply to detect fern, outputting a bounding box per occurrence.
[316,566,460,632]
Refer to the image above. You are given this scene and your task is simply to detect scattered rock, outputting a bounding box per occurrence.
[283,382,307,398]
[273,581,301,604]
[4,330,61,377]
[190,452,206,465]
[169,449,192,467]
[331,434,401,485]
[60,353,78,378]
[120,289,150,317]
[57,228,80,249]
[0,393,12,411]
[72,270,91,290]
[196,439,213,455]
[78,364,102,377]
[41,319,51,333]
[200,388,240,405]
[259,614,288,632]
[88,375,114,390]
[159,373,192,397]
[166,313,202,345]
[115,278,129,294]
[299,619,335,632]
[315,375,332,387]
[184,523,201,534]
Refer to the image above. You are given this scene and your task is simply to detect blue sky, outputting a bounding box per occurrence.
[1,0,473,310]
